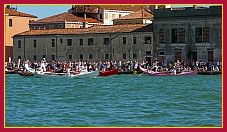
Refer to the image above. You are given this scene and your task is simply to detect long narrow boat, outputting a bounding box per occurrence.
[99,69,119,76]
[69,70,99,78]
[139,66,198,76]
[5,69,16,74]
[17,71,34,76]
[198,71,222,75]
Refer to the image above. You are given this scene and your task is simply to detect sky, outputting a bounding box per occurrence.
[9,5,72,19]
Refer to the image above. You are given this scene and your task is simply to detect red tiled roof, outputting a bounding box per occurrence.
[115,9,153,20]
[5,8,37,18]
[14,24,152,37]
[30,12,100,24]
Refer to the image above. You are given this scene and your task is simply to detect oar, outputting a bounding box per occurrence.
[139,72,145,76]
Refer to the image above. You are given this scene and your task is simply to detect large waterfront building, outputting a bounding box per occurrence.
[5,7,37,62]
[153,6,222,63]
[13,24,153,63]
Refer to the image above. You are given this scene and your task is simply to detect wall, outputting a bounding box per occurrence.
[13,32,153,63]
[5,15,37,61]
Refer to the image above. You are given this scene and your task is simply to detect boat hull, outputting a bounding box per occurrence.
[17,71,34,76]
[139,66,198,76]
[69,70,99,78]
[198,71,222,75]
[99,69,119,76]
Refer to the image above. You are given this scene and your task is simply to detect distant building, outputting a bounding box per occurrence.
[13,24,153,63]
[153,6,222,63]
[69,5,152,25]
[5,7,37,62]
[29,12,101,30]
[113,9,153,25]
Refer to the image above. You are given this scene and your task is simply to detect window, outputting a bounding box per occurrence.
[133,37,137,44]
[9,19,12,27]
[105,54,109,60]
[171,28,185,43]
[58,24,63,28]
[80,54,83,60]
[34,55,37,61]
[119,14,122,18]
[105,13,108,19]
[208,50,213,62]
[203,27,210,42]
[146,51,152,56]
[159,29,164,43]
[144,36,151,44]
[123,37,126,44]
[179,28,185,43]
[52,55,55,60]
[133,53,137,59]
[171,28,178,43]
[18,56,21,59]
[49,25,54,29]
[159,51,165,56]
[112,14,116,19]
[60,38,63,44]
[174,51,181,61]
[104,38,110,45]
[123,53,126,59]
[80,39,83,45]
[195,28,202,43]
[18,40,21,48]
[69,55,72,60]
[67,39,72,46]
[52,39,55,47]
[196,27,210,43]
[88,38,94,45]
[100,14,103,19]
[89,54,93,59]
[33,40,37,48]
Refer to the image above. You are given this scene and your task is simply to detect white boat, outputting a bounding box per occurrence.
[68,70,99,78]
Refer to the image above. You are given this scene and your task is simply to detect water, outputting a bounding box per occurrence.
[5,74,222,127]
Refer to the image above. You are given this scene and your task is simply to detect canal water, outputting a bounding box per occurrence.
[5,74,222,127]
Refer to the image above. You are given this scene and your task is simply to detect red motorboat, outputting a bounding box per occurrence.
[139,66,198,76]
[99,69,119,76]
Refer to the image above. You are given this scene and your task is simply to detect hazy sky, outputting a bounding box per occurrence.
[9,5,72,19]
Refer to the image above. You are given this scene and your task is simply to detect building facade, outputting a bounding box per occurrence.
[5,7,37,62]
[69,5,153,25]
[153,6,222,63]
[13,24,153,63]
[29,12,101,30]
[113,9,153,25]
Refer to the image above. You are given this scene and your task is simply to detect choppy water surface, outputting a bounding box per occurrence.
[5,74,222,127]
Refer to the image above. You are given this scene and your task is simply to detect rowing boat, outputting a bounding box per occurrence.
[99,69,119,76]
[139,66,198,76]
